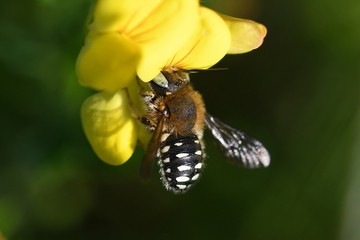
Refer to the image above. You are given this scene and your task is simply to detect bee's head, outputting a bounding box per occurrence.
[148,67,190,96]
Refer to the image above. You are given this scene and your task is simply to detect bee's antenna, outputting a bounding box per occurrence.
[187,68,228,73]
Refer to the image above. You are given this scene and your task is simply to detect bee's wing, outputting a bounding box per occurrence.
[204,112,270,168]
[140,117,164,181]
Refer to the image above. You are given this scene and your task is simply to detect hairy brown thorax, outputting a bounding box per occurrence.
[144,68,205,139]
[162,85,205,137]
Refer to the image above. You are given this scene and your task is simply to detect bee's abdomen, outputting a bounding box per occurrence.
[158,132,203,194]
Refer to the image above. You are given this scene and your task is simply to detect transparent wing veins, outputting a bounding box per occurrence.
[205,112,270,168]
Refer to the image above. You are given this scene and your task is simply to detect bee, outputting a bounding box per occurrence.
[129,66,270,194]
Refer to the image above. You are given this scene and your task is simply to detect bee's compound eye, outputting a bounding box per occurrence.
[153,72,168,88]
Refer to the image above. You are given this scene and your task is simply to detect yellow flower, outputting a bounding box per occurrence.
[77,0,199,165]
[76,0,267,166]
[76,0,199,92]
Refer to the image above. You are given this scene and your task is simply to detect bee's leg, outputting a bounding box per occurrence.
[135,77,159,103]
[124,88,157,130]
[124,87,141,118]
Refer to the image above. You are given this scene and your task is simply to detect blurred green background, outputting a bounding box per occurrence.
[1,0,360,239]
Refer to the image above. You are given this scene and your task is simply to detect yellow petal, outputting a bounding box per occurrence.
[219,14,267,54]
[164,7,231,70]
[81,89,138,165]
[92,0,200,82]
[76,32,140,92]
[93,0,168,33]
[134,0,200,81]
